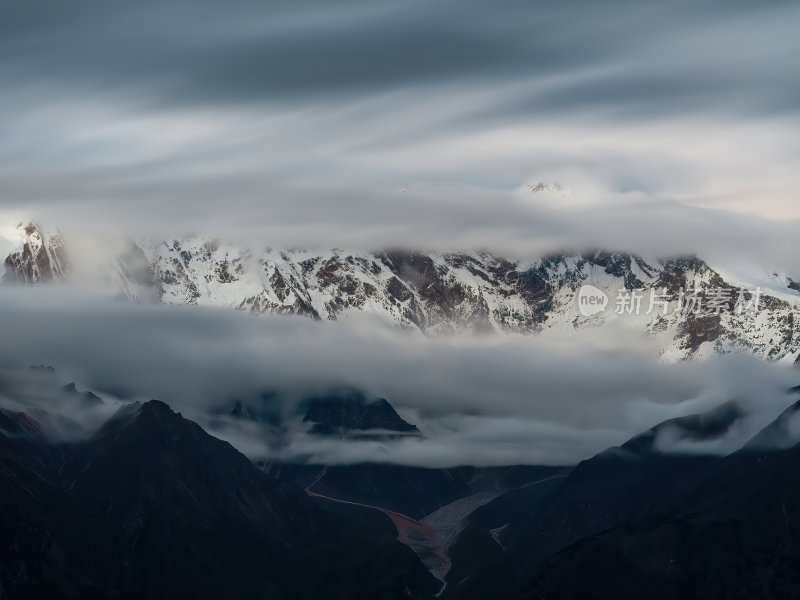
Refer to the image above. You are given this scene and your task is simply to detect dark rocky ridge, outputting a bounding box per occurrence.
[446,391,800,600]
[0,398,440,599]
[303,389,420,439]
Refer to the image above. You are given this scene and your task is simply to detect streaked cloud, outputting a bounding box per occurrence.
[0,0,798,270]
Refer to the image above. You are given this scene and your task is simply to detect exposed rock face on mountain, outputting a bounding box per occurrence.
[3,223,800,360]
[3,223,68,283]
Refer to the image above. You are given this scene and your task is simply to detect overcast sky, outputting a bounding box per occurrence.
[0,0,799,268]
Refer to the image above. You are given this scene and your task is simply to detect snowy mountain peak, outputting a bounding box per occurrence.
[526,181,568,196]
[3,222,68,284]
[3,225,800,362]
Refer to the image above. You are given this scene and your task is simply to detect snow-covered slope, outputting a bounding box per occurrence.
[4,223,800,361]
[3,223,68,283]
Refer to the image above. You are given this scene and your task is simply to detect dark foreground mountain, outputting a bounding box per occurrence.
[5,376,800,599]
[302,389,420,439]
[522,408,800,599]
[444,394,800,600]
[0,399,439,600]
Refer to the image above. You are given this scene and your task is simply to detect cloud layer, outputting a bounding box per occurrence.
[1,287,797,467]
[0,0,798,269]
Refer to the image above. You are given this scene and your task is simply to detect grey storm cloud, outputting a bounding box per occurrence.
[2,0,796,112]
[1,287,798,467]
[1,0,799,269]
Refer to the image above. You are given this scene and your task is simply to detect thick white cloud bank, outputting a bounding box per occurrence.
[0,287,797,467]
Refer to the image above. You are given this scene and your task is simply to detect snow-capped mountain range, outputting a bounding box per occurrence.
[4,223,800,361]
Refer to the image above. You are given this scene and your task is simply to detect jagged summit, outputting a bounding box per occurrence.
[3,222,68,283]
[61,381,104,407]
[303,390,420,439]
[621,401,745,455]
[3,225,800,361]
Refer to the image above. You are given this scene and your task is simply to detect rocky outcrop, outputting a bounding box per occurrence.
[302,390,421,439]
